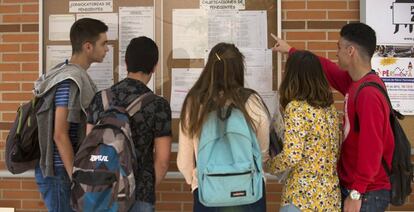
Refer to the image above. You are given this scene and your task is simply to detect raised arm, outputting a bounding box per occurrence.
[270,35,352,95]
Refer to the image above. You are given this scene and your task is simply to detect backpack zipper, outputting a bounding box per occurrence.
[16,107,23,134]
[205,170,256,196]
[206,170,251,177]
[251,171,254,196]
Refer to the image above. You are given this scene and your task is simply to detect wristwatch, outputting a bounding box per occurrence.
[349,190,362,200]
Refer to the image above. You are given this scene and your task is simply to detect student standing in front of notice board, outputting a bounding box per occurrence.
[177,43,269,212]
[86,36,172,212]
[266,50,341,211]
[272,23,394,212]
[34,18,109,212]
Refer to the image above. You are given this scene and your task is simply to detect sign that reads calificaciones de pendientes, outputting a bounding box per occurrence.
[200,0,245,10]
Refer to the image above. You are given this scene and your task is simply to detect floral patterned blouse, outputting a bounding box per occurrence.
[267,100,341,211]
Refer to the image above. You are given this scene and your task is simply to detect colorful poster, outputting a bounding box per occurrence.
[363,0,414,44]
[372,47,414,115]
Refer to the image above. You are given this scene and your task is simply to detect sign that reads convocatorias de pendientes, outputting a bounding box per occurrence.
[69,0,113,13]
[200,0,245,10]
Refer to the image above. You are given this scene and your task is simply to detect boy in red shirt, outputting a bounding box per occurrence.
[272,23,393,212]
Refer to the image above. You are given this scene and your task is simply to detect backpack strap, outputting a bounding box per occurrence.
[357,82,391,108]
[126,92,156,116]
[354,81,402,176]
[355,81,386,132]
[101,89,114,111]
[354,81,404,131]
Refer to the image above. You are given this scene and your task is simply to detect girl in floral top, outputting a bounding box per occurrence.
[267,50,341,211]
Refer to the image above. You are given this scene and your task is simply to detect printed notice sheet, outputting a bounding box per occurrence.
[76,13,118,40]
[171,68,203,118]
[173,9,208,59]
[119,7,154,81]
[69,0,113,13]
[46,45,114,90]
[46,45,71,71]
[49,15,75,41]
[200,0,245,10]
[207,10,267,51]
[235,11,267,49]
[241,48,273,92]
[259,91,277,116]
[207,11,235,49]
[88,45,114,90]
[172,10,267,59]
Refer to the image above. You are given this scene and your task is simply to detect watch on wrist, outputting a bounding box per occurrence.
[349,190,362,200]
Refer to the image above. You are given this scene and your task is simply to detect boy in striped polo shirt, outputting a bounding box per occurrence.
[33,18,109,212]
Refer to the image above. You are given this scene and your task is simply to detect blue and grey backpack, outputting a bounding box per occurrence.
[197,104,264,207]
[71,89,154,212]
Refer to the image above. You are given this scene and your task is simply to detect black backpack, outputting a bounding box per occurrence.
[5,97,43,174]
[354,81,413,206]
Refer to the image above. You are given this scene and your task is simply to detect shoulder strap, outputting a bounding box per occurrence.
[354,82,387,132]
[356,81,391,108]
[354,81,401,176]
[354,81,404,129]
[101,89,114,111]
[126,92,156,116]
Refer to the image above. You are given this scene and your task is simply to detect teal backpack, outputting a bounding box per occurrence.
[197,105,264,207]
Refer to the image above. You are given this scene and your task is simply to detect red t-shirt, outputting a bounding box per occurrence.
[289,48,394,193]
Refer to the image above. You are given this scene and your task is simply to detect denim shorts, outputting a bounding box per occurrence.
[35,165,73,212]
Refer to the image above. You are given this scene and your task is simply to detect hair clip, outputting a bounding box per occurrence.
[215,53,221,61]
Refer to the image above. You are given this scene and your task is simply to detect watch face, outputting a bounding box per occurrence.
[350,190,361,200]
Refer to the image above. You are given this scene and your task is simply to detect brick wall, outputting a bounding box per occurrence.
[0,0,413,211]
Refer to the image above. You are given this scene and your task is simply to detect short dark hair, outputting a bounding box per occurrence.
[70,18,108,54]
[340,23,377,59]
[125,36,159,74]
[279,50,333,108]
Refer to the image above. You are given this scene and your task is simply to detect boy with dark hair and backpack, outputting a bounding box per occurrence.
[33,18,109,212]
[86,36,172,212]
[271,23,409,211]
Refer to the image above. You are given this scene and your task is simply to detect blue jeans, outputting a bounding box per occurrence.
[128,201,155,212]
[193,183,266,212]
[341,186,390,212]
[35,165,73,212]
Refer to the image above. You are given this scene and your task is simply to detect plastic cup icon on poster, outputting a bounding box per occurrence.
[390,0,414,34]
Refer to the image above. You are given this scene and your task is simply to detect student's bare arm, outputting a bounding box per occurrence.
[154,136,172,186]
[54,107,74,178]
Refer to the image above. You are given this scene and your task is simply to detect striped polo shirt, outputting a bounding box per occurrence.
[53,79,79,167]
